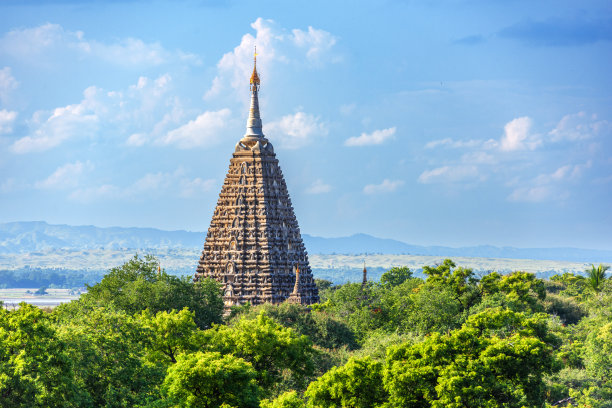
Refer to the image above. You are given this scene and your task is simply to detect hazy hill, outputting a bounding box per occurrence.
[1,221,610,263]
[0,221,202,253]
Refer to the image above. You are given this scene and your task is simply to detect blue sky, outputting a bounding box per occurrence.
[0,0,611,249]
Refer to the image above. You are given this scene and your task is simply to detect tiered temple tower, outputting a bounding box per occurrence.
[195,54,319,307]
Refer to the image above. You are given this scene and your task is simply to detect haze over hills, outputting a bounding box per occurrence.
[1,221,610,263]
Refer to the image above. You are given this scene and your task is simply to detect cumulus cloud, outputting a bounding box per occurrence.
[363,179,404,194]
[179,177,217,198]
[0,66,18,105]
[507,162,590,203]
[425,137,496,150]
[291,25,338,63]
[427,113,607,155]
[507,186,556,203]
[12,90,100,153]
[460,151,497,165]
[69,168,215,202]
[549,111,609,142]
[500,116,540,151]
[0,109,17,134]
[35,160,92,189]
[265,111,327,149]
[418,112,608,200]
[160,108,231,149]
[126,133,147,147]
[0,23,199,67]
[345,127,396,147]
[418,165,482,184]
[205,18,338,99]
[69,184,121,202]
[305,179,331,194]
[11,74,185,153]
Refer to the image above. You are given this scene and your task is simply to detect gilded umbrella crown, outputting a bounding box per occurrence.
[250,47,260,88]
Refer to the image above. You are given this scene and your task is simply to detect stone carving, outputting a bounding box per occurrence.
[195,53,319,308]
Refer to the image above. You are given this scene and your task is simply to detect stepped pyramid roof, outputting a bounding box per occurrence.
[195,52,319,307]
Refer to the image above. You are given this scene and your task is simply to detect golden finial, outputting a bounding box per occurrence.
[250,45,260,89]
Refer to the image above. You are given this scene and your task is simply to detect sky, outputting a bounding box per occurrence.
[0,0,611,250]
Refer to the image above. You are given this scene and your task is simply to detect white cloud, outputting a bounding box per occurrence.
[160,108,231,149]
[418,165,481,184]
[11,74,184,153]
[12,90,99,153]
[126,133,147,147]
[265,111,327,149]
[363,179,404,194]
[69,168,215,202]
[35,160,92,189]
[69,184,121,202]
[507,162,590,203]
[500,116,541,151]
[425,138,453,149]
[425,137,496,150]
[205,18,338,99]
[0,109,17,134]
[0,23,199,68]
[291,25,338,63]
[418,113,608,199]
[549,111,609,142]
[305,179,332,194]
[507,186,555,203]
[0,66,18,105]
[461,151,497,165]
[179,177,216,198]
[345,127,396,147]
[534,162,591,185]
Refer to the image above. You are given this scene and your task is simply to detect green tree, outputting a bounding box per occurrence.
[422,259,480,312]
[201,313,316,393]
[383,308,561,408]
[304,356,387,408]
[229,302,358,350]
[163,351,260,408]
[551,273,589,300]
[584,322,612,382]
[380,266,412,288]
[76,255,224,329]
[138,308,202,364]
[587,263,610,293]
[321,282,384,342]
[0,303,74,407]
[409,283,463,334]
[260,391,306,408]
[55,306,164,407]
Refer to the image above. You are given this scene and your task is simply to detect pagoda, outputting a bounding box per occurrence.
[195,52,319,307]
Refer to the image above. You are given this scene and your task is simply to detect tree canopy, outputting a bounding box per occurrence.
[3,256,610,407]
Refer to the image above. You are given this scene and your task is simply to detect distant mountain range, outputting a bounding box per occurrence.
[1,221,611,263]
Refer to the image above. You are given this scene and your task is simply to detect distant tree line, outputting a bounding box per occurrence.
[0,268,106,289]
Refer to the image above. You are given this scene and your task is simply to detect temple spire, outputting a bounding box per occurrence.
[245,46,264,139]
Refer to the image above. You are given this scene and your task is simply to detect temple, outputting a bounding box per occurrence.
[194,52,319,307]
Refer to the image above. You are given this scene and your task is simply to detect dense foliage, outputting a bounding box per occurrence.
[1,256,610,407]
